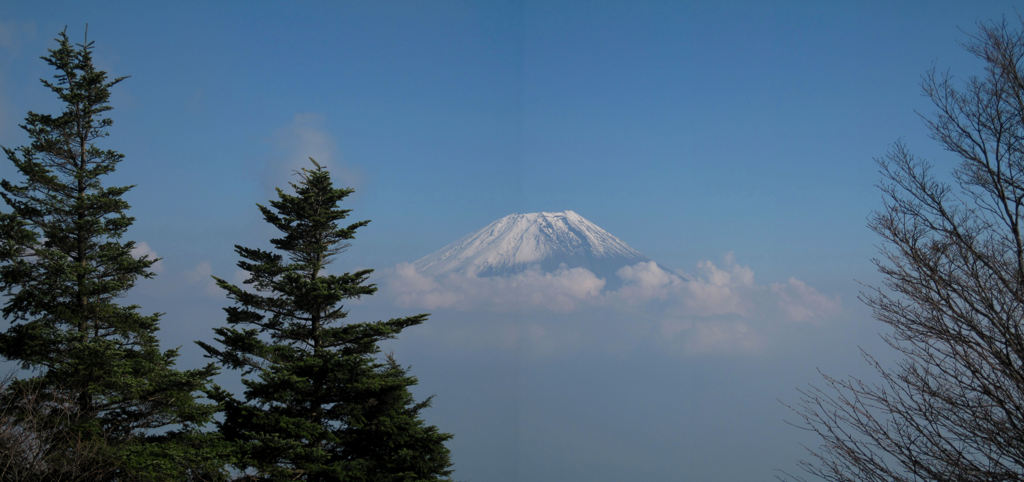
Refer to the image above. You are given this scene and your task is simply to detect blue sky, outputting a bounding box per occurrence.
[2,1,1021,480]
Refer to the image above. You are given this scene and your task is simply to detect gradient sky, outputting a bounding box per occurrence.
[1,1,1021,480]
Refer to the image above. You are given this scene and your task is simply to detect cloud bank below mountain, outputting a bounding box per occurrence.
[386,253,840,355]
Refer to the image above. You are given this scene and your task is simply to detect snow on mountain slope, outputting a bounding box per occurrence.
[413,210,649,280]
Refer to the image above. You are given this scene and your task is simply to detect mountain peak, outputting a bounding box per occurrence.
[414,210,647,279]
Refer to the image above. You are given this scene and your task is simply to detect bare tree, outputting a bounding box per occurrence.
[0,374,117,481]
[787,19,1024,481]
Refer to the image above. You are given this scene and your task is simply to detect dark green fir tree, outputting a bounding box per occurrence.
[0,29,223,480]
[199,159,453,481]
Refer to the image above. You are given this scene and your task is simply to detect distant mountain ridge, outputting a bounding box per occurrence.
[413,210,649,282]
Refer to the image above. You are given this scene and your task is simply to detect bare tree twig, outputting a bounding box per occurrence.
[787,18,1024,481]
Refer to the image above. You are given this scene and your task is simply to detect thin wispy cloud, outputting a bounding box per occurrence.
[186,261,221,297]
[672,319,762,356]
[0,22,36,139]
[0,75,7,140]
[0,20,34,53]
[267,113,362,191]
[770,277,841,323]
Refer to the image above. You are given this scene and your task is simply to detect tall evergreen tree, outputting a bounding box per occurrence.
[0,29,223,480]
[199,159,453,481]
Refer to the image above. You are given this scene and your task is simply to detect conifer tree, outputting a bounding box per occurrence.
[199,160,453,480]
[0,29,223,480]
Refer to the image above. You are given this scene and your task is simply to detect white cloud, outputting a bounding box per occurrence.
[390,263,605,313]
[679,256,754,317]
[392,263,462,309]
[605,255,756,318]
[385,254,840,356]
[130,241,163,273]
[613,261,686,302]
[770,277,841,322]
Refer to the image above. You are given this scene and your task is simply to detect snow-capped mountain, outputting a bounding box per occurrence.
[413,210,649,281]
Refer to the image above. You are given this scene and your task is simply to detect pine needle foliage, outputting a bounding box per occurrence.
[200,160,453,481]
[0,28,223,480]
